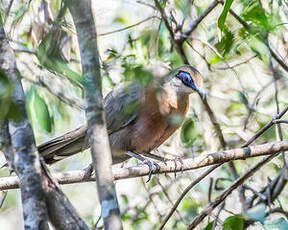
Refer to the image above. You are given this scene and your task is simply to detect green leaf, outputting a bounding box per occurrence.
[245,203,266,224]
[247,36,269,64]
[241,0,269,29]
[238,92,249,106]
[264,217,288,230]
[180,198,199,221]
[218,0,234,31]
[203,221,214,230]
[6,101,21,121]
[215,27,234,56]
[113,15,128,25]
[26,87,52,132]
[169,50,182,68]
[36,29,83,85]
[175,0,190,17]
[181,118,195,146]
[0,9,3,26]
[0,70,12,124]
[223,215,244,230]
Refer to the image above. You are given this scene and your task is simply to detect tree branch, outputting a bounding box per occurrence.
[187,149,282,229]
[2,140,288,190]
[68,0,123,229]
[0,23,50,230]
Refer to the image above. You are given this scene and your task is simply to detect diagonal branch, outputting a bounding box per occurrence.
[187,151,280,229]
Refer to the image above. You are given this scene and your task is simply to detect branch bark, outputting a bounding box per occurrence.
[67,0,123,229]
[1,13,89,230]
[0,24,50,230]
[2,140,288,190]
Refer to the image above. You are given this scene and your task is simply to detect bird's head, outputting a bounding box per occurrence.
[164,65,204,99]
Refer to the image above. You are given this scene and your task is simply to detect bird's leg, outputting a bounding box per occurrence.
[127,151,160,182]
[142,152,184,176]
[141,152,167,164]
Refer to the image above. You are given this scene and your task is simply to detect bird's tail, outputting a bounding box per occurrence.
[38,125,89,164]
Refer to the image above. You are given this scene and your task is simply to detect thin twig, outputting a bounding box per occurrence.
[183,0,219,38]
[158,165,221,230]
[187,151,282,229]
[98,16,160,37]
[0,191,8,208]
[213,55,257,70]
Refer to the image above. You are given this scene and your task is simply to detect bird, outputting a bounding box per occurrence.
[38,65,204,180]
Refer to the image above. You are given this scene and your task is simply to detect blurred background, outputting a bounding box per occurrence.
[0,0,288,229]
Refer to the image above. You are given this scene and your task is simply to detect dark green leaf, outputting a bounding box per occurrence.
[245,203,266,224]
[241,0,269,29]
[203,221,214,230]
[6,101,21,121]
[238,92,249,106]
[26,87,52,132]
[0,70,12,124]
[218,0,234,31]
[215,27,234,56]
[223,215,244,230]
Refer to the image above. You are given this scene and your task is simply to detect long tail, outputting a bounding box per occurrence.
[38,125,89,164]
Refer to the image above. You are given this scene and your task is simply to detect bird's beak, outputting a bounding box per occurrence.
[195,88,205,99]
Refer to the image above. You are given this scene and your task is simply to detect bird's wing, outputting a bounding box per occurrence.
[38,81,145,164]
[104,81,145,134]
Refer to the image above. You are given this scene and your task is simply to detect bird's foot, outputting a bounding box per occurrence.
[126,151,161,182]
[143,159,161,183]
[83,163,94,179]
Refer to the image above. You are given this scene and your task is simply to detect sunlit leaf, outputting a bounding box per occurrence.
[241,0,269,29]
[113,15,128,25]
[169,50,182,68]
[180,198,199,221]
[215,27,234,56]
[218,0,234,31]
[223,215,244,230]
[175,0,190,17]
[247,37,269,64]
[26,87,52,132]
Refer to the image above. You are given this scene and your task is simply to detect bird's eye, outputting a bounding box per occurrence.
[177,71,191,85]
[183,76,190,83]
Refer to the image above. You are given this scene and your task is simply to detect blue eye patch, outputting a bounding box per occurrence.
[176,71,195,89]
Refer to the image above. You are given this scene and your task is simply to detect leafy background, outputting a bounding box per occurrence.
[0,0,288,229]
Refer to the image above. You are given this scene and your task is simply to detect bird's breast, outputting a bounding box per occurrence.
[129,89,189,153]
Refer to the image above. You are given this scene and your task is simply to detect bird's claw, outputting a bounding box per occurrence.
[171,157,184,177]
[143,159,160,183]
